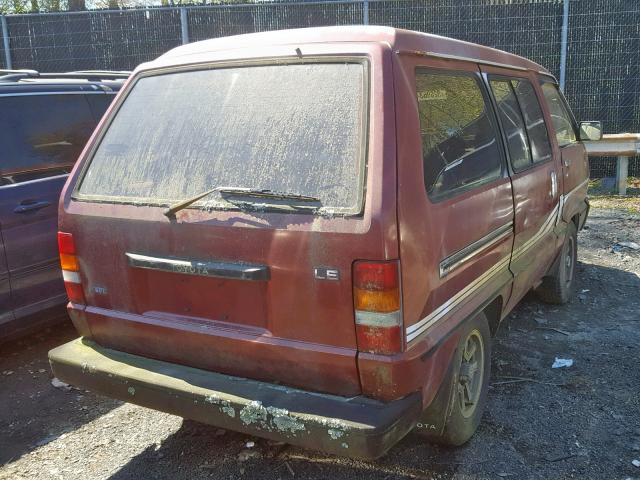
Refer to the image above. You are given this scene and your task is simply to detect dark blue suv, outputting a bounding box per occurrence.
[0,70,127,339]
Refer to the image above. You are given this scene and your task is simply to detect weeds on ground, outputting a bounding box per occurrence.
[588,177,640,214]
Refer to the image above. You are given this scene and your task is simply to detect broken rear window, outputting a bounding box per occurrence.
[77,62,368,214]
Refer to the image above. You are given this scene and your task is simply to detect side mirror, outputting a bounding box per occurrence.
[579,121,603,141]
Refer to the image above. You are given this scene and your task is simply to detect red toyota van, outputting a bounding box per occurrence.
[49,27,597,458]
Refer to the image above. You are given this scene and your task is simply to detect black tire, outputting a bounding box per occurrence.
[536,221,578,305]
[414,312,491,446]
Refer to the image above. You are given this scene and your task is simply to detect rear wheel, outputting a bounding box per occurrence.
[536,221,578,304]
[414,312,491,446]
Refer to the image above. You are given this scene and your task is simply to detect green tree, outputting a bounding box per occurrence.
[67,0,85,10]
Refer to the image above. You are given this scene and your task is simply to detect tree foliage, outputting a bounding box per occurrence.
[1,0,252,14]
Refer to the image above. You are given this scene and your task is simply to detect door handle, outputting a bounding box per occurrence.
[14,200,52,213]
[550,171,558,199]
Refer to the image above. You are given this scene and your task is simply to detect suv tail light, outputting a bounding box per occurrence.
[58,232,85,304]
[353,260,403,355]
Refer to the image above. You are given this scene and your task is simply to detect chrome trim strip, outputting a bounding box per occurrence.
[564,178,589,202]
[511,203,559,262]
[557,178,589,224]
[538,70,559,82]
[0,173,68,189]
[424,52,529,71]
[408,202,562,344]
[406,255,511,343]
[439,222,513,278]
[0,91,112,97]
[126,252,270,281]
[556,193,565,227]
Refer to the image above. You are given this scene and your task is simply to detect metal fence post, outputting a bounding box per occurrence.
[180,7,189,45]
[1,15,12,70]
[559,0,569,91]
[363,0,369,25]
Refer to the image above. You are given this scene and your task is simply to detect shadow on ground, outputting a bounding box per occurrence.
[0,317,122,465]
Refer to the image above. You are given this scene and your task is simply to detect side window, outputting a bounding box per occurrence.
[85,93,116,122]
[511,79,553,164]
[490,79,532,172]
[416,71,502,200]
[541,82,577,147]
[0,94,98,185]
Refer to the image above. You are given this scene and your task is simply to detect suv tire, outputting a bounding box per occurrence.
[536,221,578,305]
[414,312,491,446]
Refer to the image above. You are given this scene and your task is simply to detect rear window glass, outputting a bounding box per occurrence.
[77,63,367,214]
[0,94,99,180]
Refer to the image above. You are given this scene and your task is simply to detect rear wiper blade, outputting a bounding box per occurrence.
[217,187,320,203]
[164,187,219,218]
[164,187,320,218]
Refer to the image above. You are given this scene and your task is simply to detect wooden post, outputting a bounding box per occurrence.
[616,156,628,196]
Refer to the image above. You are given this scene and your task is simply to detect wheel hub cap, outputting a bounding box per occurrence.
[457,330,484,418]
[565,237,575,285]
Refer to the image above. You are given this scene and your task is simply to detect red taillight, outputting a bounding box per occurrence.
[58,232,76,255]
[354,262,398,291]
[58,231,85,304]
[353,260,403,355]
[63,281,85,304]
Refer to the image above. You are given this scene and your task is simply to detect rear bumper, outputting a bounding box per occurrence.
[49,338,422,459]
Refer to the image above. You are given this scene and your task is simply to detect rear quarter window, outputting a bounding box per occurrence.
[77,62,368,215]
[416,70,503,201]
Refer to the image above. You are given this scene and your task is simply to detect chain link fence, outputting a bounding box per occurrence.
[1,0,639,178]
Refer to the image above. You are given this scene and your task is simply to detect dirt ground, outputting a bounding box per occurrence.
[1,207,638,480]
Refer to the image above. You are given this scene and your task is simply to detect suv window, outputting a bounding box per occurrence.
[85,94,115,123]
[541,82,577,147]
[511,79,552,164]
[78,63,367,215]
[416,71,502,200]
[0,94,99,184]
[489,79,531,172]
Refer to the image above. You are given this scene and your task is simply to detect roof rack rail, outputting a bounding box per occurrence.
[0,69,39,75]
[36,71,131,80]
[0,70,131,82]
[0,69,39,81]
[70,70,131,77]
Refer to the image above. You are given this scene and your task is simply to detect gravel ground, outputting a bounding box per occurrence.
[1,207,639,480]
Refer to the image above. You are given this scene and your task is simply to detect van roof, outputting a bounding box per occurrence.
[158,26,551,77]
